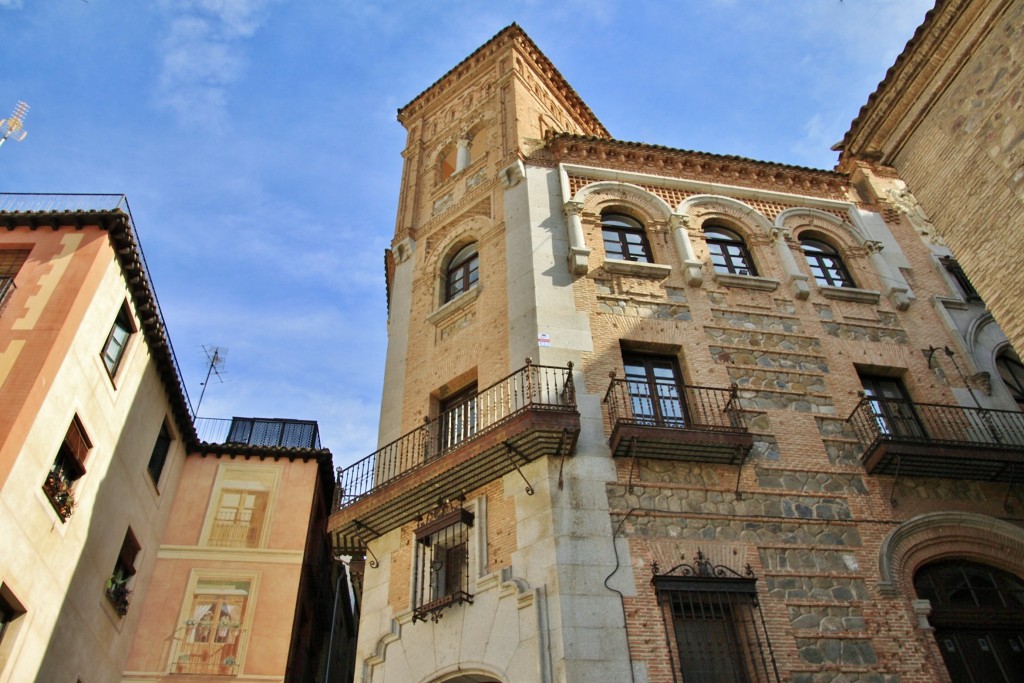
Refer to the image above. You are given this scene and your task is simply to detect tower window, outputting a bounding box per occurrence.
[438,384,477,452]
[602,213,652,263]
[705,226,757,276]
[413,506,474,623]
[800,236,854,288]
[445,243,479,303]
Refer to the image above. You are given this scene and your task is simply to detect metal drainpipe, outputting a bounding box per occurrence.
[323,562,345,683]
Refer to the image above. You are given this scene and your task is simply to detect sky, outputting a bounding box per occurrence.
[0,0,934,469]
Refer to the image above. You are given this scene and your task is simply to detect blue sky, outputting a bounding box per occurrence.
[0,0,933,467]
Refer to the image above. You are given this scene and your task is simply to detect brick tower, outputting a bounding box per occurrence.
[332,22,1024,683]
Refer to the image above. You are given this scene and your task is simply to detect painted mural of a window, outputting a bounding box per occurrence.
[208,489,269,548]
[172,580,249,676]
[202,465,279,549]
[413,506,474,623]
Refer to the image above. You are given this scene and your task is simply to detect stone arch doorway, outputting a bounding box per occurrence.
[428,674,502,683]
[914,559,1024,682]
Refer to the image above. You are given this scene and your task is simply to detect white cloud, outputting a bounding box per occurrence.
[154,0,276,129]
[0,0,23,9]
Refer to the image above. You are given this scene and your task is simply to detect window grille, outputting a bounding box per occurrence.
[413,506,474,623]
[653,551,780,683]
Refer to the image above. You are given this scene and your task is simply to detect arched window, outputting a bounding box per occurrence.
[601,213,652,263]
[914,560,1024,683]
[996,347,1024,409]
[438,146,458,181]
[444,243,479,303]
[437,133,482,182]
[704,225,756,276]
[800,236,854,288]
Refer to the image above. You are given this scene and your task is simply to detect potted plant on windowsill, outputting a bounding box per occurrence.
[105,575,132,616]
[42,470,75,520]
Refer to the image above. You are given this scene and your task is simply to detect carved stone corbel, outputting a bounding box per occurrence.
[563,201,590,275]
[669,213,703,287]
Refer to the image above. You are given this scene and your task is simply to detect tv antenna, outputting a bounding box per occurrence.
[0,101,29,150]
[194,345,227,415]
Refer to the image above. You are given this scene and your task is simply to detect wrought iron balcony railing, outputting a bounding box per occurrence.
[336,361,575,510]
[846,396,1024,480]
[169,622,245,675]
[603,379,752,464]
[194,416,321,449]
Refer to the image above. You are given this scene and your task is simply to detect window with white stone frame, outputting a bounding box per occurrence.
[412,505,474,623]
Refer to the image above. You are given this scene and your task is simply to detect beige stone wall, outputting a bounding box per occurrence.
[0,227,187,683]
[841,0,1024,354]
[891,0,1024,352]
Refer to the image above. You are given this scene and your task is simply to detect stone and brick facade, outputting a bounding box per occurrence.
[839,0,1024,356]
[334,21,1024,683]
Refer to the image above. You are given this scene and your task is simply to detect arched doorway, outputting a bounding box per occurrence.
[914,560,1024,681]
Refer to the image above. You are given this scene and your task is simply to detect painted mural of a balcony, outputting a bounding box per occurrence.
[194,416,321,449]
[330,361,579,554]
[604,373,752,465]
[168,621,245,675]
[846,395,1024,480]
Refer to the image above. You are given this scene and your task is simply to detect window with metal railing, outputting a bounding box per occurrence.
[437,384,478,453]
[653,551,780,683]
[413,505,474,623]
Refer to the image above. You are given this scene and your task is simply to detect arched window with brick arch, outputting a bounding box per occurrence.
[703,224,757,276]
[601,212,652,263]
[798,233,855,288]
[443,242,479,304]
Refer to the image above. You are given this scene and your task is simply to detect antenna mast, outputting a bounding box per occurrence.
[194,345,227,416]
[0,101,29,150]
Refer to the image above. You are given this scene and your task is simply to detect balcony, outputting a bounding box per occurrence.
[194,416,321,449]
[604,380,752,464]
[847,397,1024,480]
[168,622,245,675]
[330,362,579,553]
